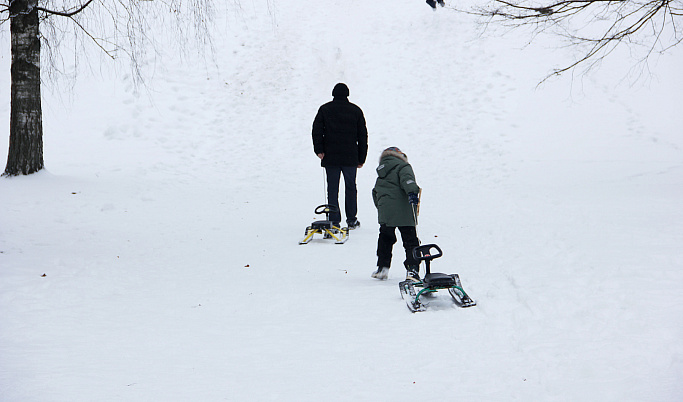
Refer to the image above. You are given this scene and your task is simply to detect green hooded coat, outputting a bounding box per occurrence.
[372,149,420,227]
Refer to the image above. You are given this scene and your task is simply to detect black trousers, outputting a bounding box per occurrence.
[376,224,420,269]
[325,166,358,224]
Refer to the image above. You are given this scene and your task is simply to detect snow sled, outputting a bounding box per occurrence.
[399,244,476,312]
[299,204,349,245]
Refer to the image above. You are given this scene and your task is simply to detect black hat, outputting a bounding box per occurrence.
[332,83,349,98]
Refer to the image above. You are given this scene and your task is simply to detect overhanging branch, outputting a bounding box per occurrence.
[37,0,93,17]
[471,0,681,79]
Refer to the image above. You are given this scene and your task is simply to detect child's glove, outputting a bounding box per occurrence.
[408,192,419,205]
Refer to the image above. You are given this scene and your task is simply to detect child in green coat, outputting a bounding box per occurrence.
[371,147,421,281]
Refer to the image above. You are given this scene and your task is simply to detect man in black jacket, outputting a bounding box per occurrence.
[312,83,368,229]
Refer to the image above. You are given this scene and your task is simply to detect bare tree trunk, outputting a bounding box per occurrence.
[5,0,44,176]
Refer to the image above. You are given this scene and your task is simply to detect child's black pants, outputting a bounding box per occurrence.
[376,224,420,269]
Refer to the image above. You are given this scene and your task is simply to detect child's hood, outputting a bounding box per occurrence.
[378,148,408,164]
[376,150,409,179]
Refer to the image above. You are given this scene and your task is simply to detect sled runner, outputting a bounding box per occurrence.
[299,204,349,245]
[399,244,476,312]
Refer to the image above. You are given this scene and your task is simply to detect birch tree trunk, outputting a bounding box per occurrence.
[4,0,44,176]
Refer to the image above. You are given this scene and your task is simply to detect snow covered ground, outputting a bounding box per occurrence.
[1,0,682,400]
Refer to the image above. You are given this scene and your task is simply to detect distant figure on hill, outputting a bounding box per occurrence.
[426,0,445,8]
[312,83,368,229]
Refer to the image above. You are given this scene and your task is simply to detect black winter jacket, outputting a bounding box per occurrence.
[312,97,368,167]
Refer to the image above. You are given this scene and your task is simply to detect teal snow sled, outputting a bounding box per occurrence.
[399,244,476,312]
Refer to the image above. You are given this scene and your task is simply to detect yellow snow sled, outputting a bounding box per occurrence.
[299,204,349,245]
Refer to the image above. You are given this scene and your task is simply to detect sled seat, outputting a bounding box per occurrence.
[310,204,341,231]
[423,273,456,288]
[311,220,336,230]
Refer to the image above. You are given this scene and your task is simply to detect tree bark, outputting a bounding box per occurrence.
[5,0,44,176]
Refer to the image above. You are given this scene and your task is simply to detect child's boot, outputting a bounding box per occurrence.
[406,266,420,282]
[371,267,390,280]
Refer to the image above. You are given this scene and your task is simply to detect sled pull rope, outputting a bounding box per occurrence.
[322,167,327,204]
[412,199,420,246]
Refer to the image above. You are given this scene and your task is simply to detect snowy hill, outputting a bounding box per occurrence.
[1,1,682,400]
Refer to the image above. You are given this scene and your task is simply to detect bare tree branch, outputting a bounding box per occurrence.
[37,0,93,17]
[66,12,117,59]
[466,0,682,80]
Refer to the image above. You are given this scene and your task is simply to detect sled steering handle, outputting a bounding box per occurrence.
[412,244,443,262]
[315,204,340,215]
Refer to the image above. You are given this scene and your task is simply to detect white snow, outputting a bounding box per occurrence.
[2,1,683,400]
